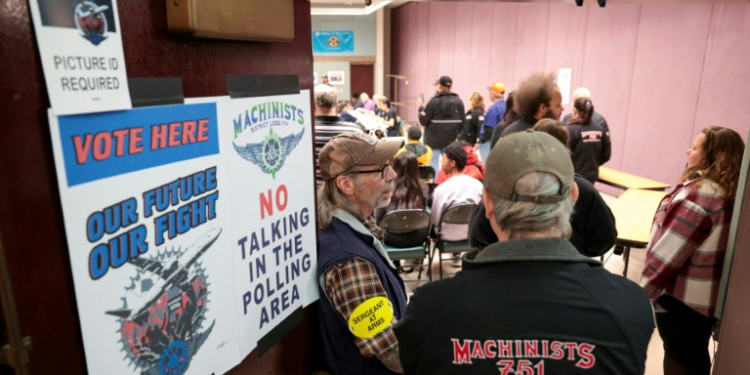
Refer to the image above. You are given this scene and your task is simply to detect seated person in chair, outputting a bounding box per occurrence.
[396,126,432,167]
[394,130,654,375]
[430,142,483,242]
[435,140,485,185]
[337,100,358,124]
[376,152,429,221]
[376,152,430,273]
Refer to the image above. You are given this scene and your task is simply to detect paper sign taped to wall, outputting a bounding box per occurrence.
[558,68,573,105]
[28,0,131,115]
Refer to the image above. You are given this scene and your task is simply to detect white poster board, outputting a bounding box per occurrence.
[49,102,241,374]
[28,0,131,115]
[49,90,320,374]
[558,68,573,105]
[222,91,319,357]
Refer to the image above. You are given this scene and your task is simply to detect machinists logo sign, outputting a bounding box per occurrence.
[231,102,306,179]
[312,31,354,53]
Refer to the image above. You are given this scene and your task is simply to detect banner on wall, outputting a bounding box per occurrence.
[313,30,354,53]
[28,0,131,115]
[223,91,319,356]
[49,91,319,374]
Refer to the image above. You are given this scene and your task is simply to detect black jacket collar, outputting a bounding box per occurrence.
[462,237,601,269]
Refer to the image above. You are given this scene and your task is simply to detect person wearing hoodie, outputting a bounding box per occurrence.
[436,140,484,185]
[396,125,433,167]
[417,75,465,174]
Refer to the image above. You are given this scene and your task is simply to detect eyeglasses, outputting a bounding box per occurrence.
[345,161,392,179]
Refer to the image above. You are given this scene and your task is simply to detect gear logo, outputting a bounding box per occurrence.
[159,340,190,375]
[233,128,305,179]
[106,229,221,375]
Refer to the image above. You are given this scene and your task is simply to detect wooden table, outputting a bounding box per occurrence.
[608,189,668,277]
[599,166,671,191]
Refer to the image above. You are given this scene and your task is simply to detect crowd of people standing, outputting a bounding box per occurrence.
[311,72,745,375]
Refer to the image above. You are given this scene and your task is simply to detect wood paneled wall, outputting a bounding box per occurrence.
[391,2,750,183]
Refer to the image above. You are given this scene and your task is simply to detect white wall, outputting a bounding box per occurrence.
[313,61,351,101]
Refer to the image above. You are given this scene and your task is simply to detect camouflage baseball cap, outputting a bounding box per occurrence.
[485,129,573,203]
[318,132,404,181]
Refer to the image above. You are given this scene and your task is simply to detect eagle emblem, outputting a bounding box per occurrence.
[233,128,305,179]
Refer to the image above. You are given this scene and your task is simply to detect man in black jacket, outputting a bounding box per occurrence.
[469,119,617,257]
[500,72,563,138]
[417,75,464,173]
[394,130,654,375]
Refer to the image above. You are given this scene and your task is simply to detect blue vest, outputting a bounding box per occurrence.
[316,214,407,375]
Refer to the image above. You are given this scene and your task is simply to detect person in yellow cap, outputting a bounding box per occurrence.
[478,82,506,164]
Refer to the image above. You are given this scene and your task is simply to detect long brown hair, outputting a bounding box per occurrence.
[534,119,570,148]
[568,97,594,126]
[681,126,745,199]
[389,152,427,210]
[469,92,485,112]
[498,91,520,132]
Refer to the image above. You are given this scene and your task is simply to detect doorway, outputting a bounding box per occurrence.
[350,64,374,98]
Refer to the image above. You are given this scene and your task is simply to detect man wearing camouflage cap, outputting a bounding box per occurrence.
[394,129,654,375]
[315,131,406,375]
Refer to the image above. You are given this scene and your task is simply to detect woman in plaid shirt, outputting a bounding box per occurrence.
[640,126,744,375]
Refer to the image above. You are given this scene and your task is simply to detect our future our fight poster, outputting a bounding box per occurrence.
[49,90,321,374]
[49,102,242,375]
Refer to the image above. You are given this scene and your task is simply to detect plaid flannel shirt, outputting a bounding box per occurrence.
[640,178,734,317]
[323,215,398,363]
[324,259,400,361]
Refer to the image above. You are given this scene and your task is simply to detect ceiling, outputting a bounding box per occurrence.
[310,0,398,15]
[310,0,750,14]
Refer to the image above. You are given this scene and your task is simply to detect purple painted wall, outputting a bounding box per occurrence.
[391,2,750,183]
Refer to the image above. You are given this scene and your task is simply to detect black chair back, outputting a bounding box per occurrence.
[426,182,438,208]
[381,209,431,248]
[439,203,475,226]
[418,165,436,181]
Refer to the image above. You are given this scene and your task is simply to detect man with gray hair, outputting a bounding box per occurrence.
[314,84,364,187]
[316,132,407,375]
[395,129,654,374]
[562,87,610,137]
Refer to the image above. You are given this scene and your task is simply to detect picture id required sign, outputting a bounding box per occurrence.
[28,0,132,115]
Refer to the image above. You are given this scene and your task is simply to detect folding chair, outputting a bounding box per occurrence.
[432,203,475,279]
[381,209,432,282]
[418,165,436,181]
[426,182,438,209]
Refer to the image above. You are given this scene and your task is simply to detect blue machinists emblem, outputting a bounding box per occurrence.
[233,128,305,179]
